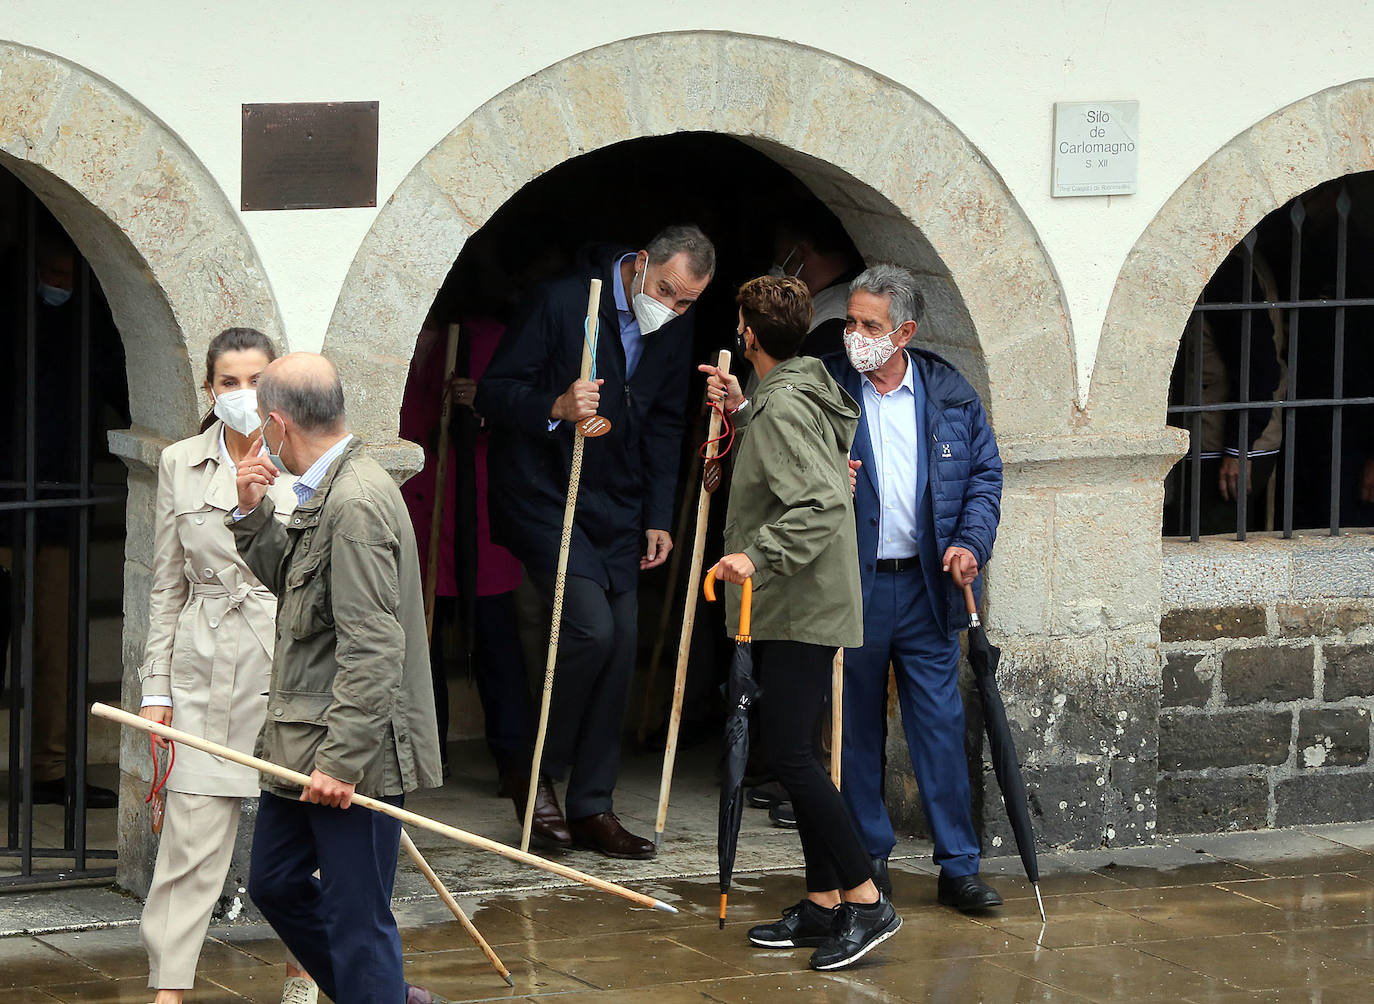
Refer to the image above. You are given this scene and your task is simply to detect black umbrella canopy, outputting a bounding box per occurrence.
[963,583,1045,923]
[705,569,755,928]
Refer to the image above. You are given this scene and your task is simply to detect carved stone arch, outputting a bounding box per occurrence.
[325,31,1075,455]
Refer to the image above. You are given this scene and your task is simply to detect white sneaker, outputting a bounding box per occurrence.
[281,976,318,1004]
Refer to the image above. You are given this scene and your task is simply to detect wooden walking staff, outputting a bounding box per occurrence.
[400,830,513,986]
[653,349,732,850]
[831,649,844,788]
[521,279,607,853]
[635,441,704,743]
[92,703,678,913]
[424,323,462,641]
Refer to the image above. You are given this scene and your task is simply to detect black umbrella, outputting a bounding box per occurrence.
[963,582,1046,923]
[704,568,756,928]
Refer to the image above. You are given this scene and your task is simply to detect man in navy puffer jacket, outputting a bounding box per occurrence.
[821,264,1004,914]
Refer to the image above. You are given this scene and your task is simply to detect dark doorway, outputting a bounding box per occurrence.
[403,132,861,774]
[0,168,130,885]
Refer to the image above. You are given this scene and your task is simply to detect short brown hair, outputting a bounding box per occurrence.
[737,275,813,360]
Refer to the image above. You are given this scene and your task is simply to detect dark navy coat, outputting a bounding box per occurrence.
[477,246,693,593]
[823,348,1003,636]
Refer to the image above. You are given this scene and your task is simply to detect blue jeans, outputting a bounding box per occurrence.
[248,790,405,1003]
[841,567,980,876]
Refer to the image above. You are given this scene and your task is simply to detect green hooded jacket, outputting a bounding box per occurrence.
[722,355,863,648]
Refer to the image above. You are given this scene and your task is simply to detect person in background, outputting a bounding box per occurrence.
[136,328,317,1004]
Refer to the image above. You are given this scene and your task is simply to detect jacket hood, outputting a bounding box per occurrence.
[754,355,860,444]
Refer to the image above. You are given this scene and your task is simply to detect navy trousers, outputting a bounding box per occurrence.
[249,790,405,1004]
[841,566,980,876]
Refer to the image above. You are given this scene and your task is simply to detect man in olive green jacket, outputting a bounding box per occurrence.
[229,352,442,1004]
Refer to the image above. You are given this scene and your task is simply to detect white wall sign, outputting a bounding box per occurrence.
[1053,100,1139,197]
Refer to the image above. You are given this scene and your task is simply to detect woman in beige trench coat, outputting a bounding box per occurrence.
[137,328,317,1004]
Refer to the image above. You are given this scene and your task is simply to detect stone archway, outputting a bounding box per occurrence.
[0,41,284,891]
[1089,78,1374,431]
[325,31,1075,459]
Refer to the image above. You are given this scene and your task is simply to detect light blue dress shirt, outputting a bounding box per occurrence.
[612,251,645,378]
[862,362,920,560]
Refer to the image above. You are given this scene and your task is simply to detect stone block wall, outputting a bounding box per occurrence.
[1158,534,1374,834]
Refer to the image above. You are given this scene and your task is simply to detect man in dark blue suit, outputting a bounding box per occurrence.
[477,225,714,859]
[822,264,1004,913]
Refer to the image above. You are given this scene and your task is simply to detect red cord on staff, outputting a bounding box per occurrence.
[146,733,175,804]
[700,401,735,460]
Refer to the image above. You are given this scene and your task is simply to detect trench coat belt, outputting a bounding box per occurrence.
[190,578,274,746]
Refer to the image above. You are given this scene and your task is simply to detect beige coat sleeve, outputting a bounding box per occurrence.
[139,449,188,702]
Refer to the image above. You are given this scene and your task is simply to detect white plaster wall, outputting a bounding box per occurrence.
[1,1,1369,400]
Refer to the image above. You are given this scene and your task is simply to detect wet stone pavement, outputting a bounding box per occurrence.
[4,744,1374,1001]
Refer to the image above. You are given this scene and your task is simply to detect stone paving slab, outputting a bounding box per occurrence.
[5,755,1374,1001]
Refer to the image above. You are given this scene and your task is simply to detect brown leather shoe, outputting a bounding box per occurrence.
[569,811,656,860]
[510,774,571,848]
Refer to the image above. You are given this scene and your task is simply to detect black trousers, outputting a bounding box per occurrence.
[472,590,536,770]
[530,572,637,819]
[755,639,873,893]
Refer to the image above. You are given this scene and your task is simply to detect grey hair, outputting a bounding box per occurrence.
[849,263,926,329]
[258,364,346,434]
[646,224,716,279]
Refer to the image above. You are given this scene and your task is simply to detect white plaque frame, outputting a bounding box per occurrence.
[1053,100,1139,197]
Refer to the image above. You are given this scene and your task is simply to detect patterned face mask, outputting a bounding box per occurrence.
[843,324,900,373]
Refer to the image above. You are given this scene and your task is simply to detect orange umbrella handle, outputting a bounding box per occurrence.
[703,563,752,641]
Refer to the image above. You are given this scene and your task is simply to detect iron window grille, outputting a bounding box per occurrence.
[1165,174,1374,542]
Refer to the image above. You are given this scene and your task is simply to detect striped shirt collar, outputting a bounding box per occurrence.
[293,434,354,505]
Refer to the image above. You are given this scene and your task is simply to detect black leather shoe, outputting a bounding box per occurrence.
[808,894,902,971]
[769,800,797,829]
[569,811,655,860]
[31,778,117,809]
[509,774,571,848]
[747,898,837,948]
[937,871,1003,912]
[871,856,892,897]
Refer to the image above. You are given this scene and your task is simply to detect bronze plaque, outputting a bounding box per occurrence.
[241,101,378,211]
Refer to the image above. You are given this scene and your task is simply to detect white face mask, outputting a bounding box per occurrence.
[768,246,802,279]
[632,265,677,336]
[263,414,290,475]
[211,387,262,437]
[843,325,901,373]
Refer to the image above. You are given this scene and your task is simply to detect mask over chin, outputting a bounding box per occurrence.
[767,246,803,279]
[211,388,262,437]
[38,282,72,307]
[632,266,677,335]
[843,326,901,373]
[263,415,291,475]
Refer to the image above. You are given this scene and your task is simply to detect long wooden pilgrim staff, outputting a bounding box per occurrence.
[831,649,844,788]
[92,703,677,913]
[653,349,731,849]
[423,323,461,640]
[400,830,513,986]
[521,279,608,852]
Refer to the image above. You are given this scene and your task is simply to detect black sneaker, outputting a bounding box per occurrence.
[769,800,797,829]
[747,780,786,809]
[747,898,837,948]
[808,894,902,971]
